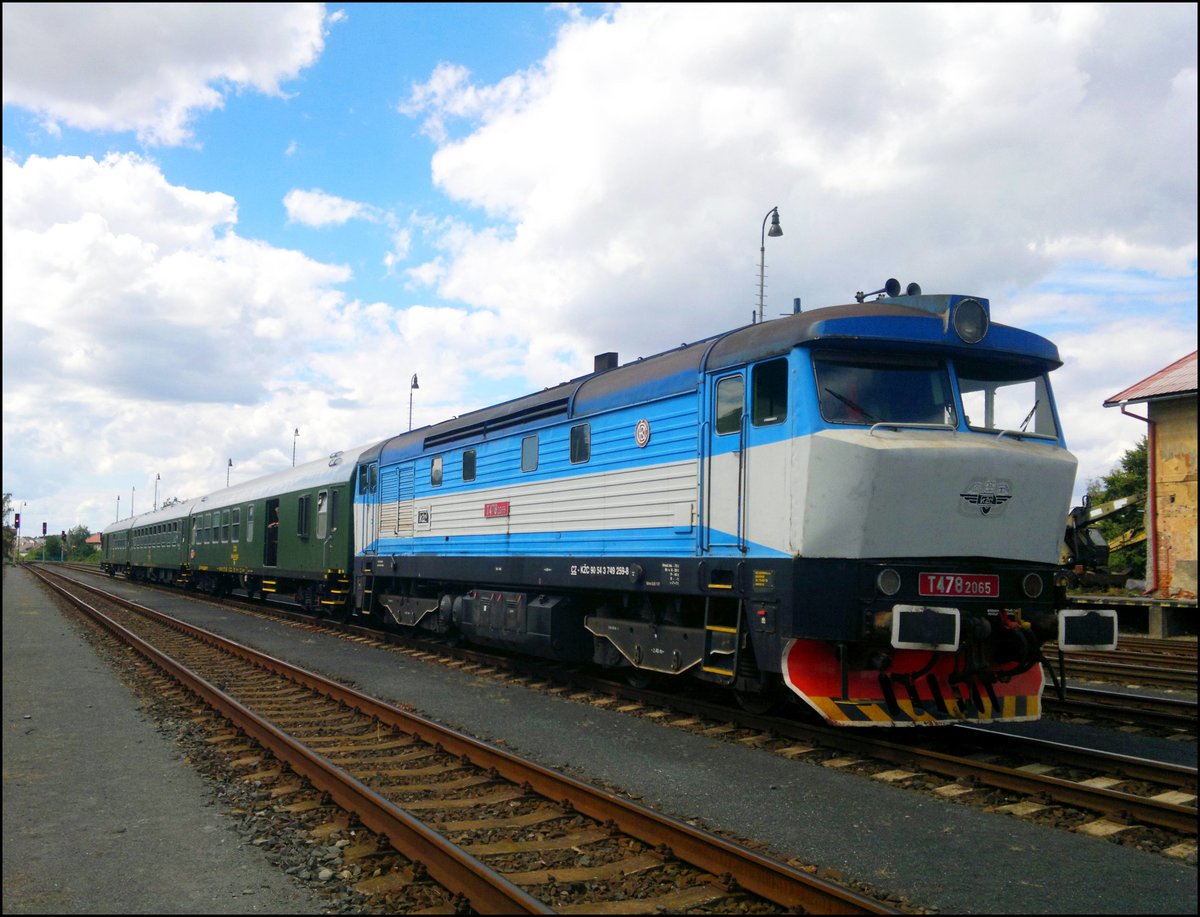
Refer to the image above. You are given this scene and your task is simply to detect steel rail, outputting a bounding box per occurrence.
[35,565,893,915]
[33,567,552,914]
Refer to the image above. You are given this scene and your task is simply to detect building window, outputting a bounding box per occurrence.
[570,423,591,464]
[521,434,538,472]
[463,449,476,482]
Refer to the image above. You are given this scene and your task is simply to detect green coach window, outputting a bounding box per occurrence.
[316,491,328,539]
[297,494,310,537]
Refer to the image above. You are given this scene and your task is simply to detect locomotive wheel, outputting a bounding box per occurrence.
[624,669,654,690]
[734,686,777,716]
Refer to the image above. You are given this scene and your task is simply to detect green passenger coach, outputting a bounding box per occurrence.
[102,446,372,612]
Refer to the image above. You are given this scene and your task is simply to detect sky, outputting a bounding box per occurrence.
[3,2,1197,538]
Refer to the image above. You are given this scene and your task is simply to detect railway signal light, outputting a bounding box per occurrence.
[42,522,47,535]
[14,513,19,527]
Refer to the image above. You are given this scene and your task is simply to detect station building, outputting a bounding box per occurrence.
[1105,351,1198,598]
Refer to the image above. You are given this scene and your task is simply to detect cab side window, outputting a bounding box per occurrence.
[715,375,744,435]
[752,358,788,426]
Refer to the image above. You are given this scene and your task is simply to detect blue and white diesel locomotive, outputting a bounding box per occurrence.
[349,283,1118,725]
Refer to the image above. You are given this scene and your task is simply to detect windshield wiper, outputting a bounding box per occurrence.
[824,388,878,422]
[1019,400,1040,432]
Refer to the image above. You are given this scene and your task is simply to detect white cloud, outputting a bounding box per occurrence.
[398,2,1196,495]
[2,3,330,145]
[3,3,1195,535]
[1,151,518,532]
[283,188,378,227]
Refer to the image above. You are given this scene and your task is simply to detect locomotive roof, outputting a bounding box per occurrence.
[370,294,1061,459]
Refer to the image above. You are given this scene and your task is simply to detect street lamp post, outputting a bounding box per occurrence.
[757,206,783,324]
[293,428,299,467]
[227,459,232,487]
[154,473,160,511]
[409,374,419,432]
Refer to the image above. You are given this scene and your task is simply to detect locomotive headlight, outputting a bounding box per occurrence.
[877,568,902,596]
[1022,573,1044,598]
[952,298,989,344]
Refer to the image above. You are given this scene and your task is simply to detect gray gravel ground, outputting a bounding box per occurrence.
[2,567,330,915]
[8,567,1198,914]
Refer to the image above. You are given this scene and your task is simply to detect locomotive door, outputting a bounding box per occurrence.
[742,357,790,553]
[357,461,380,554]
[704,370,746,553]
[704,358,792,555]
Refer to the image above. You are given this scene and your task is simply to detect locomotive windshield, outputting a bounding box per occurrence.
[814,354,956,426]
[957,366,1059,439]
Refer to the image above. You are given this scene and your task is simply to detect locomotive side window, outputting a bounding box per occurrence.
[316,490,329,538]
[715,375,744,435]
[958,368,1059,439]
[814,354,955,426]
[463,449,476,482]
[431,456,443,487]
[752,358,788,426]
[359,463,378,495]
[570,423,591,464]
[521,434,539,472]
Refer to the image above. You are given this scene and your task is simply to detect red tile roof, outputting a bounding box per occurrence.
[1104,351,1197,407]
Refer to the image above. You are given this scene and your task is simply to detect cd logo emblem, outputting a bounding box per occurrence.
[634,419,651,448]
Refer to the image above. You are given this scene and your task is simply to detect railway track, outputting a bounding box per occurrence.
[31,564,896,915]
[52,565,1200,848]
[1045,686,1197,732]
[1057,655,1196,690]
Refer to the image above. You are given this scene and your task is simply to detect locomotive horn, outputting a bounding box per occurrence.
[855,278,902,302]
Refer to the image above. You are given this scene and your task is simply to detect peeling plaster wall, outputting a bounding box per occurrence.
[1150,398,1197,597]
